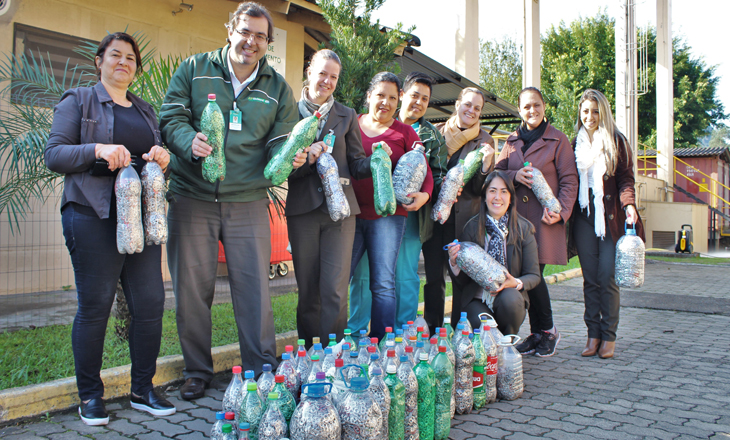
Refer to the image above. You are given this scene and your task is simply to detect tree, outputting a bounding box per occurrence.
[539,11,726,148]
[317,0,413,112]
[479,36,523,107]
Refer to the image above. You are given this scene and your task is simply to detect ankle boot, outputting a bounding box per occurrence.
[581,338,601,357]
[598,340,615,359]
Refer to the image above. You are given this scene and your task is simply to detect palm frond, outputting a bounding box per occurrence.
[267,186,287,220]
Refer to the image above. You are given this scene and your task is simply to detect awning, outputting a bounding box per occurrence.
[395,46,521,132]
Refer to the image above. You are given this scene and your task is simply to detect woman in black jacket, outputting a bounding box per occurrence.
[447,170,541,334]
[45,33,174,425]
[285,49,371,346]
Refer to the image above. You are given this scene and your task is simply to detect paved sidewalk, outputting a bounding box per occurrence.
[2,259,730,439]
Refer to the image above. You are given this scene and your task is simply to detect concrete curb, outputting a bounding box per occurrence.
[0,266,585,423]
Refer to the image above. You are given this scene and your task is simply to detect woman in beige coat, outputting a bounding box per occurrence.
[495,86,578,357]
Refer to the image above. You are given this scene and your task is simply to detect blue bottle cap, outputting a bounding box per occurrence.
[400,355,408,363]
[350,377,369,390]
[314,343,322,350]
[244,370,254,379]
[456,324,464,330]
[370,353,379,360]
[461,312,467,318]
[329,333,337,339]
[372,367,382,376]
[282,353,290,360]
[360,329,367,335]
[216,411,225,420]
[416,341,424,347]
[239,422,250,430]
[262,364,272,372]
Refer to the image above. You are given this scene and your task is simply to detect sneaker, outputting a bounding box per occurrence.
[78,398,109,426]
[535,329,561,357]
[515,333,542,355]
[131,389,177,416]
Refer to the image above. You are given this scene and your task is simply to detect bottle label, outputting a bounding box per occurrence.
[487,355,498,375]
[472,366,485,392]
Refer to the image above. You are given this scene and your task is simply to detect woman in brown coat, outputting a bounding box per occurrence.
[495,87,578,357]
[570,89,644,359]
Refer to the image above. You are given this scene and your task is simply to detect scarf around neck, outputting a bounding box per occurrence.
[482,213,509,306]
[518,119,548,154]
[442,115,481,159]
[298,86,334,138]
[575,126,607,238]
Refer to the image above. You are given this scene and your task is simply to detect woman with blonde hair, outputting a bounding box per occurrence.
[569,88,644,359]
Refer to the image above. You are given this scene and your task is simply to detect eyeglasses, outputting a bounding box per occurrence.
[233,28,269,44]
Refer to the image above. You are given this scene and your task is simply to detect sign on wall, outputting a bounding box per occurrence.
[266,27,287,77]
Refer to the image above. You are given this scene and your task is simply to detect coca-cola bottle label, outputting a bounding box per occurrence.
[487,355,498,375]
[473,366,484,391]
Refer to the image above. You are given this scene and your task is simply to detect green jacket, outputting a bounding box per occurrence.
[160,45,298,202]
[413,116,448,243]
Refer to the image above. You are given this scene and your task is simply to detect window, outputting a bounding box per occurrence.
[12,24,97,106]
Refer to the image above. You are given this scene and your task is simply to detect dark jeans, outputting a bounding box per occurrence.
[421,220,457,332]
[62,203,164,401]
[574,203,620,341]
[463,288,527,336]
[526,264,554,334]
[349,215,407,342]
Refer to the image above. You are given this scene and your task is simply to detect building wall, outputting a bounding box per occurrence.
[643,201,708,253]
[0,0,311,295]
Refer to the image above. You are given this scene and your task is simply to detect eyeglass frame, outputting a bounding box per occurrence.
[231,26,270,44]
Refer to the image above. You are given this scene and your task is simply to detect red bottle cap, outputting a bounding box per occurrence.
[335,359,344,367]
[387,350,395,357]
[315,111,321,118]
[274,374,284,383]
[298,350,306,357]
[422,332,429,339]
[462,330,469,335]
[385,327,393,333]
[370,337,378,345]
[232,366,242,374]
[439,346,446,353]
[439,328,447,336]
[368,346,376,353]
[225,411,235,420]
[208,93,216,100]
[285,345,293,352]
[405,346,413,353]
[407,321,414,325]
[430,337,438,345]
[417,327,424,332]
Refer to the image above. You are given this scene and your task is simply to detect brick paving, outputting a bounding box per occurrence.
[2,258,730,439]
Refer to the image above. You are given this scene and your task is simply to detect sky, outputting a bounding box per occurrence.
[371,0,728,120]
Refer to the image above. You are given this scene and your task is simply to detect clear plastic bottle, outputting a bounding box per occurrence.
[211,411,226,439]
[384,364,406,440]
[257,364,276,398]
[454,330,475,414]
[294,350,310,391]
[367,352,383,378]
[239,383,263,440]
[321,347,336,380]
[238,422,250,440]
[381,337,396,361]
[356,339,370,366]
[140,161,167,245]
[427,336,439,363]
[223,366,245,415]
[295,339,310,367]
[414,311,429,339]
[413,341,426,365]
[243,370,263,402]
[340,342,352,362]
[309,341,324,363]
[413,353,435,440]
[437,328,456,367]
[615,224,645,288]
[379,327,394,351]
[338,375,382,440]
[289,383,341,440]
[201,94,226,182]
[458,311,473,334]
[496,335,524,401]
[327,333,338,348]
[393,143,428,205]
[115,165,144,254]
[431,346,453,440]
[272,374,296,425]
[452,323,465,348]
[404,345,415,366]
[480,314,503,345]
[384,349,400,373]
[395,336,407,360]
[397,355,418,440]
[481,325,498,404]
[221,423,237,440]
[276,352,300,403]
[471,328,488,410]
[305,354,322,385]
[330,358,347,408]
[442,318,454,344]
[345,352,361,381]
[368,367,390,440]
[357,330,369,351]
[342,329,357,356]
[257,392,287,440]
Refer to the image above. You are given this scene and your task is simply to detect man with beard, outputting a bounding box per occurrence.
[159,2,300,400]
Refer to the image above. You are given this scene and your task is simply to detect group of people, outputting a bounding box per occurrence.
[44,1,645,427]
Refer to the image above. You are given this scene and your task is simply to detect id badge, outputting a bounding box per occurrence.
[229,108,242,131]
[323,131,335,153]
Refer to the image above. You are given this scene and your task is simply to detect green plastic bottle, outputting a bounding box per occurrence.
[264,112,321,185]
[472,328,488,410]
[432,346,454,440]
[371,143,396,217]
[239,382,263,440]
[272,375,296,425]
[201,93,226,183]
[343,328,357,354]
[462,143,491,183]
[384,364,405,440]
[413,352,436,440]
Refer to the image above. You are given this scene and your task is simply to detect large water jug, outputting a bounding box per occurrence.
[338,365,383,440]
[496,335,524,401]
[615,223,645,288]
[289,383,341,440]
[393,143,428,205]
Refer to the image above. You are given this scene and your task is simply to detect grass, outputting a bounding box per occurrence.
[646,255,730,265]
[544,256,581,276]
[0,260,580,390]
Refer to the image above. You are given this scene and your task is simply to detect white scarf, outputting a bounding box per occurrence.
[575,126,607,238]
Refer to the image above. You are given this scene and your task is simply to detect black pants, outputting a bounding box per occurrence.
[526,264,554,334]
[421,220,457,332]
[463,288,527,336]
[62,203,165,401]
[573,204,619,341]
[287,208,356,348]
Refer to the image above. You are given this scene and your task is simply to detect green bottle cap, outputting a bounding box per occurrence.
[247,383,257,391]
